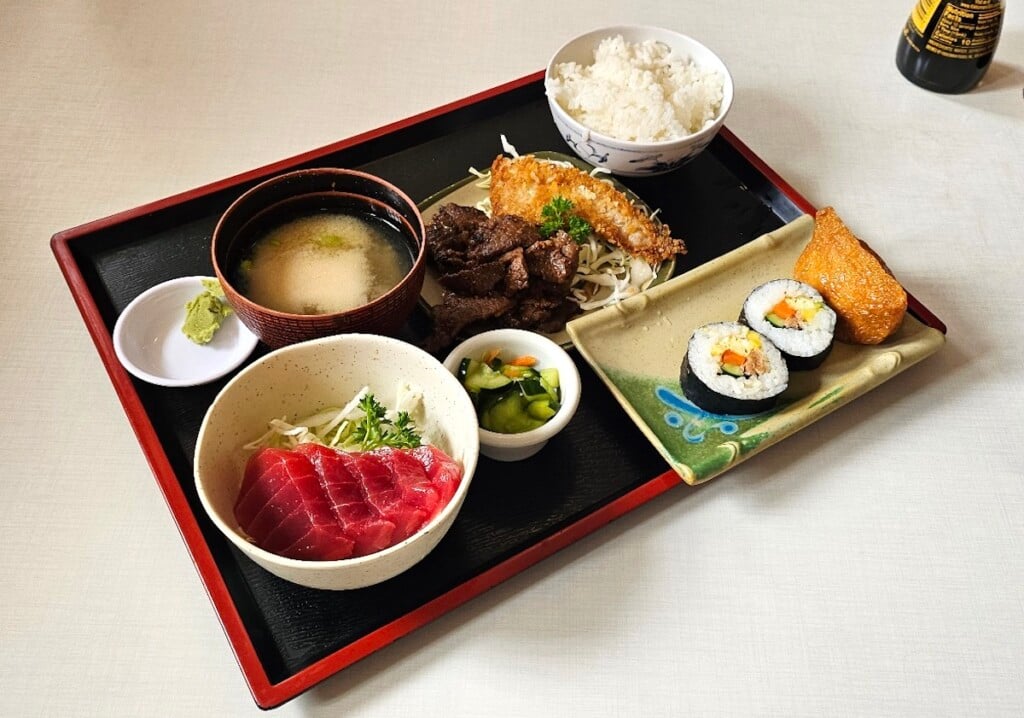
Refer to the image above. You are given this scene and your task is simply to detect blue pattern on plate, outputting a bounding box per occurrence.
[655,385,740,444]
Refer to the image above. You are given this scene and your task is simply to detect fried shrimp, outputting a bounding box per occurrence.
[488,155,686,264]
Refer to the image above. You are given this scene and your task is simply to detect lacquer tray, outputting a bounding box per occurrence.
[50,72,946,709]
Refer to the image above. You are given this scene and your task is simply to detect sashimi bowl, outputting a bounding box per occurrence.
[194,333,480,590]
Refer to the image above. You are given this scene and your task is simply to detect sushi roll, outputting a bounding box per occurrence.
[740,279,837,371]
[680,322,789,415]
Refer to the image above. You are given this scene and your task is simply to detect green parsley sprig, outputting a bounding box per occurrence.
[538,196,593,244]
[351,393,423,450]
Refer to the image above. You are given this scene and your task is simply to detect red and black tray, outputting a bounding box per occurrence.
[51,71,945,709]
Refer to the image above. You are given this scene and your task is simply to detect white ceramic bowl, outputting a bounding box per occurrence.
[443,329,582,462]
[194,334,480,590]
[545,25,734,176]
[113,276,258,387]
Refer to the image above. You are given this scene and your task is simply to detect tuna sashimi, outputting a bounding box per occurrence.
[294,443,396,557]
[347,451,428,544]
[235,443,463,561]
[234,448,355,561]
[411,445,463,504]
[373,447,442,515]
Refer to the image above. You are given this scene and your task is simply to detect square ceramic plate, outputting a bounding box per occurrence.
[566,214,946,485]
[417,151,676,346]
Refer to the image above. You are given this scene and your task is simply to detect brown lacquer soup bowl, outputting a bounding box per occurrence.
[212,168,427,348]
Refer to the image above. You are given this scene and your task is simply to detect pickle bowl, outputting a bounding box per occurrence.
[442,328,582,462]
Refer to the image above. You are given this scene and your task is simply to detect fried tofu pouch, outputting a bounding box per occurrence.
[489,154,686,264]
[794,207,907,345]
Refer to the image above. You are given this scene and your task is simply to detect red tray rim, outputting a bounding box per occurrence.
[49,69,946,709]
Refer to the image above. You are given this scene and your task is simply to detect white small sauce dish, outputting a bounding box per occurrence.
[113,276,259,387]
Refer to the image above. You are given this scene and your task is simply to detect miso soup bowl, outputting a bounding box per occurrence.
[211,168,427,349]
[194,333,480,591]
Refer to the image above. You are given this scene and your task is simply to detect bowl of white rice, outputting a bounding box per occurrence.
[545,26,733,176]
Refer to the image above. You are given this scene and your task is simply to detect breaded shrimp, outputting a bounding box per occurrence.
[489,155,686,264]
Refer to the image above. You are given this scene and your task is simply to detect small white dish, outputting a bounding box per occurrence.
[443,328,582,462]
[113,276,259,387]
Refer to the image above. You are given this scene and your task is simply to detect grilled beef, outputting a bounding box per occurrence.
[423,203,583,351]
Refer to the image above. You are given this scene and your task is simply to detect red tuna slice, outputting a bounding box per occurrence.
[348,451,428,544]
[235,447,317,541]
[372,447,442,514]
[235,448,355,561]
[234,444,465,561]
[410,445,463,504]
[294,443,396,557]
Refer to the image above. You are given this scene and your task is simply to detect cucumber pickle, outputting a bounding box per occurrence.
[459,353,561,434]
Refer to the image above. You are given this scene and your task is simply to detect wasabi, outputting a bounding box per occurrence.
[182,278,233,345]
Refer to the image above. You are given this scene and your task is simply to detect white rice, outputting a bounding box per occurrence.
[549,34,725,142]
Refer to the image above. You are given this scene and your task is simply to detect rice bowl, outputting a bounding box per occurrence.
[548,34,725,143]
[545,26,733,176]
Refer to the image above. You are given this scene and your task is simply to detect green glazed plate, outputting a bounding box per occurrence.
[566,214,946,485]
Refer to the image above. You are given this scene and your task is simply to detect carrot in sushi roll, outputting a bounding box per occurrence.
[740,279,837,371]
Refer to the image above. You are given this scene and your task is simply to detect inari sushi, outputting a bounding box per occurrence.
[681,322,789,415]
[741,279,837,370]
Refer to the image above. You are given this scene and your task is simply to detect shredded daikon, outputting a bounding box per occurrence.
[242,384,433,452]
[500,134,520,157]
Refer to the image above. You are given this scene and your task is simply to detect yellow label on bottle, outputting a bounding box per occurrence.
[924,1,1004,59]
[911,0,943,34]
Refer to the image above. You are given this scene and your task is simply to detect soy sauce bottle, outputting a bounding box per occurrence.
[895,0,1005,93]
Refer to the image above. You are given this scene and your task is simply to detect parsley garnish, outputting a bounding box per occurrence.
[351,393,423,450]
[539,196,593,244]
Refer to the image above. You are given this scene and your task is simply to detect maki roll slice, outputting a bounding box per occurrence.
[681,322,788,415]
[741,279,837,370]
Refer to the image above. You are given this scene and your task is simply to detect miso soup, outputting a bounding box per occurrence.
[238,211,413,315]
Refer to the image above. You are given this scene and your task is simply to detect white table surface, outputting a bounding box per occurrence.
[2,2,1022,716]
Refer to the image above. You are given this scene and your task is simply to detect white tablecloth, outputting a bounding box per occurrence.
[2,2,1022,715]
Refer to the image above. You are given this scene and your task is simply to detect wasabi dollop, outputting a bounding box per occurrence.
[182,278,233,345]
